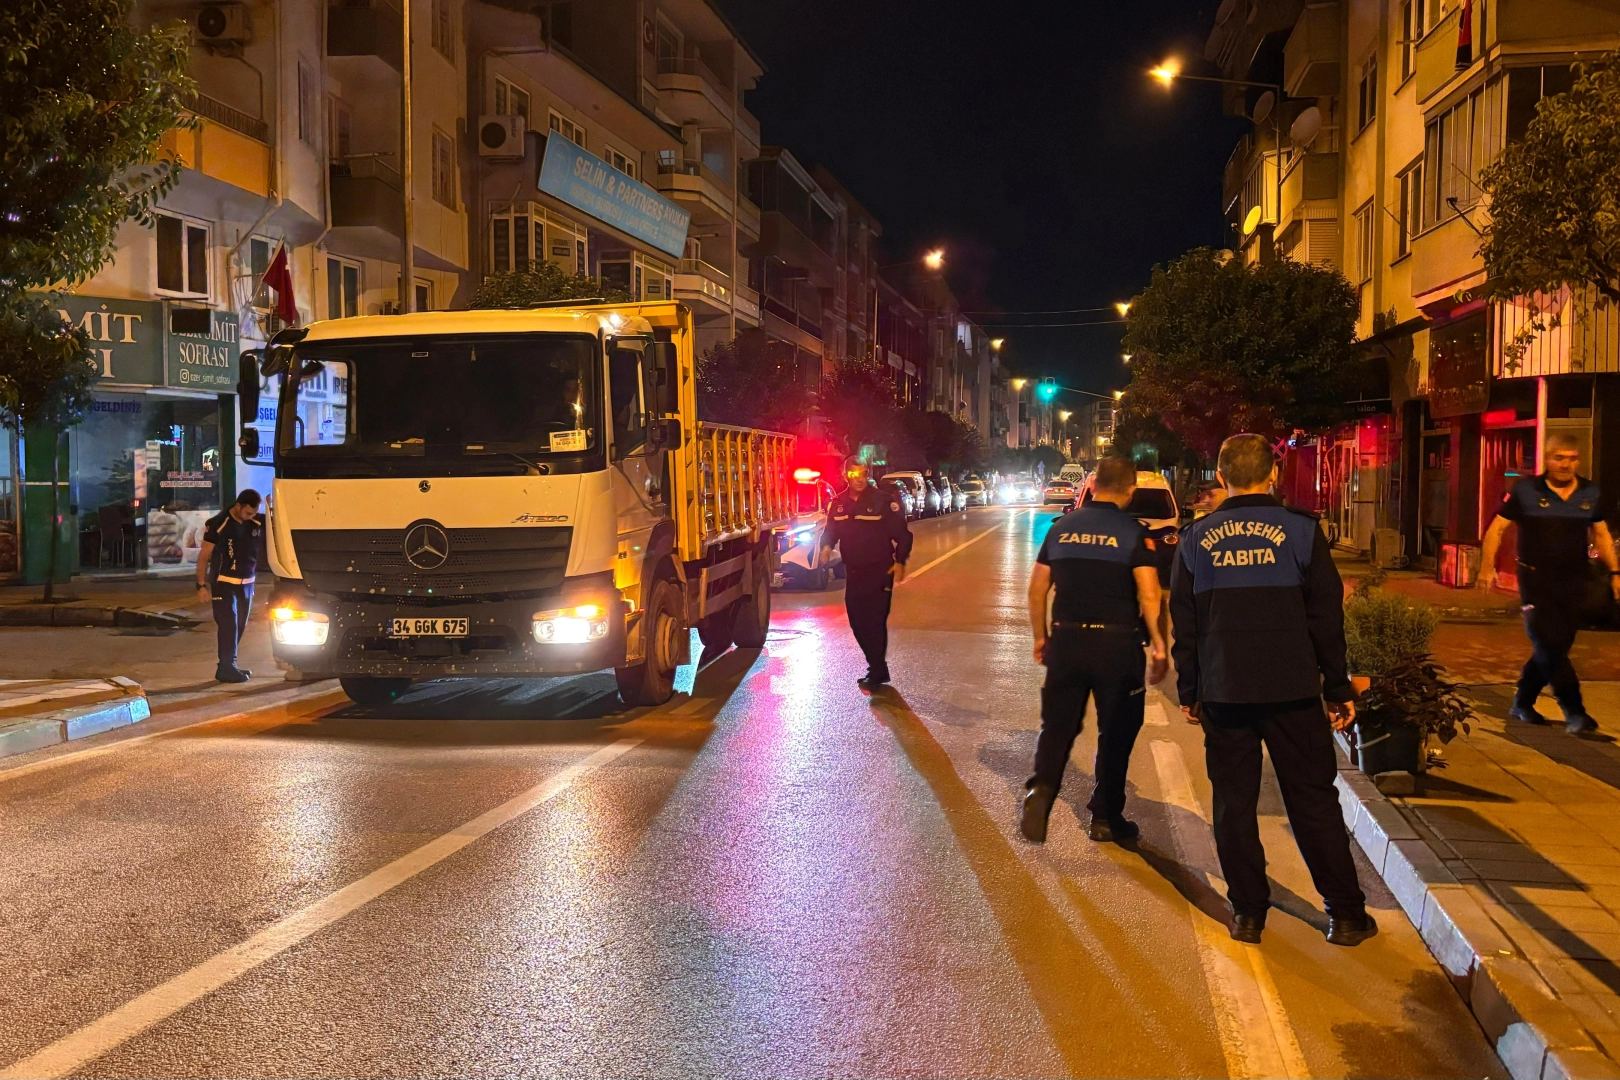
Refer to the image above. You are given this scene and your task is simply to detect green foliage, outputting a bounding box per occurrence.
[1120,249,1363,457]
[1361,654,1473,743]
[812,356,983,473]
[469,263,631,308]
[1344,587,1439,676]
[695,331,815,433]
[1480,56,1620,306]
[902,408,985,474]
[0,0,193,292]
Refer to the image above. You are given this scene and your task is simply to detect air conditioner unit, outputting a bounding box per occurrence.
[193,3,251,45]
[478,115,527,158]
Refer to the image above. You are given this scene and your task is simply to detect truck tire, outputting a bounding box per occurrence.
[733,571,772,649]
[833,560,847,580]
[616,578,683,707]
[697,599,738,652]
[812,565,831,591]
[340,676,412,705]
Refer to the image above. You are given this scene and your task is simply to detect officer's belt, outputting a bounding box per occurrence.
[1051,621,1137,633]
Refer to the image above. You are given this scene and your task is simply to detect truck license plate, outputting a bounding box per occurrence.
[389,617,469,638]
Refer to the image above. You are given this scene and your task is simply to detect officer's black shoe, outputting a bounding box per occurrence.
[1325,911,1379,946]
[1566,713,1600,737]
[215,666,250,684]
[1509,705,1550,725]
[857,668,891,690]
[1229,914,1265,944]
[1088,815,1140,844]
[1019,784,1056,844]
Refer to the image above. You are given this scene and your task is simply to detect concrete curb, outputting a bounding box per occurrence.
[0,679,152,761]
[1334,758,1620,1080]
[0,604,194,629]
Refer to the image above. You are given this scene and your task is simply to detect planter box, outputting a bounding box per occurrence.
[1349,709,1425,775]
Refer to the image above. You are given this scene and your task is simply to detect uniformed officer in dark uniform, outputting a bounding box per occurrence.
[197,489,266,684]
[1021,456,1170,844]
[1171,434,1376,947]
[1479,433,1620,735]
[820,463,914,688]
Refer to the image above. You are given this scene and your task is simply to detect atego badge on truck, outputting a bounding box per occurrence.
[239,301,794,706]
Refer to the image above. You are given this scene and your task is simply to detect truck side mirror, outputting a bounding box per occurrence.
[649,341,675,413]
[238,350,262,460]
[648,417,683,449]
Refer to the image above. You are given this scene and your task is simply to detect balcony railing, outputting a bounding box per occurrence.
[656,54,730,96]
[679,258,730,286]
[331,152,401,190]
[186,91,268,143]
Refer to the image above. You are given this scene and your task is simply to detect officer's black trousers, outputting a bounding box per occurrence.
[212,582,254,673]
[1516,585,1585,717]
[1031,630,1145,819]
[1201,699,1366,920]
[843,562,894,676]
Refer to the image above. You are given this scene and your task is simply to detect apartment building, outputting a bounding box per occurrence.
[1206,0,1620,577]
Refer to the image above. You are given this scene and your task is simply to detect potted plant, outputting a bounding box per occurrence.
[1355,655,1473,775]
[1342,582,1448,774]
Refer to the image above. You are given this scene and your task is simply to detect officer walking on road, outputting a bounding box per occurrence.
[197,489,266,684]
[1171,434,1376,947]
[821,462,914,689]
[1479,432,1620,735]
[1021,456,1170,844]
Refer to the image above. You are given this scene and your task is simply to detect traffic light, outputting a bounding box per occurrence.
[1036,377,1058,403]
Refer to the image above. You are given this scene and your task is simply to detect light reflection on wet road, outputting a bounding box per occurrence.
[0,507,1503,1078]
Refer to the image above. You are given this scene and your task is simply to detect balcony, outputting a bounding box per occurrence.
[1493,0,1620,55]
[654,55,735,129]
[1284,3,1340,98]
[327,154,404,261]
[328,0,403,71]
[160,95,271,199]
[1411,212,1485,308]
[674,258,735,317]
[654,159,743,230]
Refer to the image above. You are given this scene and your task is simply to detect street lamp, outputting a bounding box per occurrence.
[990,338,1005,350]
[1114,301,1132,317]
[872,248,949,366]
[1122,353,1133,363]
[1058,410,1072,422]
[923,249,945,271]
[1010,377,1028,391]
[1113,390,1124,399]
[1150,57,1286,258]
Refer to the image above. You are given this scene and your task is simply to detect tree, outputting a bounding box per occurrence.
[0,0,191,597]
[817,356,905,462]
[902,408,985,475]
[1119,248,1362,458]
[1480,56,1620,307]
[695,330,815,432]
[469,262,631,308]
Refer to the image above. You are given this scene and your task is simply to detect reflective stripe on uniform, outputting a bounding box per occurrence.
[217,575,255,585]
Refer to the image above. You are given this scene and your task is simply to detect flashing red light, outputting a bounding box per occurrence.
[793,467,821,483]
[1481,408,1518,426]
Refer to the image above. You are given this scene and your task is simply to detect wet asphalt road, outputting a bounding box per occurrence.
[0,507,1504,1078]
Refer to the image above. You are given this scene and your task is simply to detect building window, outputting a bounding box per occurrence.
[488,211,541,273]
[493,76,530,126]
[415,280,432,312]
[1423,81,1504,228]
[328,96,352,160]
[1395,160,1422,258]
[1507,65,1576,142]
[431,0,453,60]
[1353,200,1374,284]
[603,146,636,179]
[326,257,360,319]
[1399,2,1415,82]
[298,61,318,146]
[1357,55,1378,132]
[155,213,208,297]
[656,21,681,71]
[432,128,456,208]
[548,111,584,146]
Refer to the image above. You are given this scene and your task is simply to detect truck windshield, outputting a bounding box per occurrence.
[278,333,599,472]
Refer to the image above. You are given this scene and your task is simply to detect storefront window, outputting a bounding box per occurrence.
[72,392,224,570]
[0,427,17,575]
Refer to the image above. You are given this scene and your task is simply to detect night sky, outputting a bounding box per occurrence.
[714,0,1250,397]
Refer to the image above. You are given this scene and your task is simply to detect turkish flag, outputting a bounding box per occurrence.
[1456,0,1473,68]
[262,242,300,326]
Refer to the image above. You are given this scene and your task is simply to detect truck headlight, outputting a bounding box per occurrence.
[271,606,329,646]
[533,603,611,644]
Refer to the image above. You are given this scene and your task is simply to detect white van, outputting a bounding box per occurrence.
[1058,464,1087,486]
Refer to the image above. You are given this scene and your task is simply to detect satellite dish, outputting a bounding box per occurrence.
[1290,106,1323,147]
[1243,205,1264,236]
[1251,91,1275,126]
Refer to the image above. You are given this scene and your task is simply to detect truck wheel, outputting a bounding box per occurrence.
[833,561,847,580]
[697,600,738,652]
[812,566,831,591]
[340,676,412,705]
[616,578,683,707]
[733,572,772,649]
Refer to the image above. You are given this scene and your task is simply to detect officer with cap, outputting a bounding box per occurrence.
[1479,431,1620,735]
[1021,456,1169,844]
[821,461,914,688]
[1171,433,1376,947]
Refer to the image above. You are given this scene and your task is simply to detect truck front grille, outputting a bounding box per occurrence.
[292,527,572,597]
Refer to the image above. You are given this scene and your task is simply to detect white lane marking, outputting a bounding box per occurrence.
[668,695,713,716]
[1144,702,1170,727]
[900,509,1030,585]
[0,738,642,1080]
[1150,740,1311,1080]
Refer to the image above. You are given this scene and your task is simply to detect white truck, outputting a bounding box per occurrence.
[242,301,794,707]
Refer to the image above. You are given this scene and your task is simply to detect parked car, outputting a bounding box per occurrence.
[959,479,990,507]
[881,471,931,518]
[879,478,918,519]
[1042,479,1075,507]
[931,476,956,514]
[949,481,967,512]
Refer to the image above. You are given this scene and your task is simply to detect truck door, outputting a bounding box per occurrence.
[608,341,665,592]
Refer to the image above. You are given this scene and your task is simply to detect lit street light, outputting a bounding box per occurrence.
[924,249,945,271]
[1058,410,1072,421]
[990,338,1005,350]
[1113,390,1124,399]
[1149,59,1181,86]
[1114,301,1132,317]
[1010,378,1027,391]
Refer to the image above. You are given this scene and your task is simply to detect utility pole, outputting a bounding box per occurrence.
[400,0,415,312]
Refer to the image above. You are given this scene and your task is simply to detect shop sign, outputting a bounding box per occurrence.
[53,295,164,386]
[1428,312,1489,419]
[1346,398,1393,416]
[167,308,240,391]
[538,136,690,259]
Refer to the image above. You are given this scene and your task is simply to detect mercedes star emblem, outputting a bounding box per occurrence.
[403,522,450,570]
